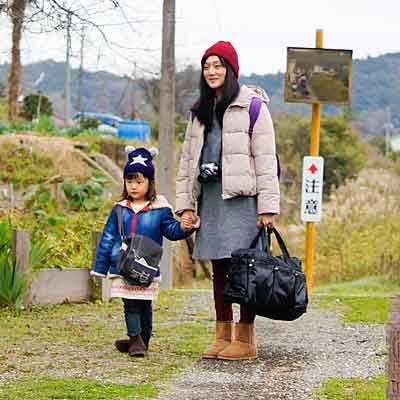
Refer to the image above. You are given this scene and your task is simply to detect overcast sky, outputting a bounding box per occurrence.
[0,0,399,78]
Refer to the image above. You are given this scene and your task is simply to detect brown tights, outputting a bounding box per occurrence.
[211,258,256,324]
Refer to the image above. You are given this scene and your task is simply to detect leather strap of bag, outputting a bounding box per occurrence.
[267,227,291,262]
[249,227,267,250]
[249,227,292,262]
[116,205,125,240]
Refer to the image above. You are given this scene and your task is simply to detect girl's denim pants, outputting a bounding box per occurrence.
[122,298,152,348]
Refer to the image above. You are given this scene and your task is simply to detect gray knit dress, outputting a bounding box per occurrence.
[192,118,259,261]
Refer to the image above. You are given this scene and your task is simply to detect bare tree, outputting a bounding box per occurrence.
[7,0,28,121]
[2,0,121,122]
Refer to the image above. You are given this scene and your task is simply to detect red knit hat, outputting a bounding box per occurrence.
[202,41,239,77]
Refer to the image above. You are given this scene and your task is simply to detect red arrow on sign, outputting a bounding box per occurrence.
[309,164,318,174]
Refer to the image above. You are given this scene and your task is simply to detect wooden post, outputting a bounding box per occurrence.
[304,29,323,294]
[9,183,15,208]
[387,296,400,399]
[12,229,30,304]
[12,229,30,275]
[158,0,176,288]
[91,231,111,302]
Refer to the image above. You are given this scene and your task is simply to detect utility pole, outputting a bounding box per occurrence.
[158,0,175,288]
[64,12,72,127]
[77,26,85,113]
[384,107,393,157]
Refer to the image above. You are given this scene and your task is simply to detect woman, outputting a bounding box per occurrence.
[176,41,280,360]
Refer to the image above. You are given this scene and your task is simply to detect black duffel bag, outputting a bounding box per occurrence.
[223,227,308,321]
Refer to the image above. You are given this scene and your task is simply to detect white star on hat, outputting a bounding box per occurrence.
[129,154,148,166]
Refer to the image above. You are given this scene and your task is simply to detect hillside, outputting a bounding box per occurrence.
[1,52,400,135]
[240,52,400,134]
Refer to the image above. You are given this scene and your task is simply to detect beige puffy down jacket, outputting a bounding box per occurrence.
[175,85,280,216]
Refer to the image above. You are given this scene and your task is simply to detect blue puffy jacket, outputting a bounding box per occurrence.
[91,196,193,277]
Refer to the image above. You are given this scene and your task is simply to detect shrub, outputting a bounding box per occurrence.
[21,93,53,120]
[0,219,27,311]
[80,116,101,130]
[0,252,28,312]
[275,113,368,195]
[36,115,56,133]
[62,174,107,211]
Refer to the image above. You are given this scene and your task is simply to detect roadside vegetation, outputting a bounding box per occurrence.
[317,375,385,400]
[313,275,395,399]
[0,290,213,400]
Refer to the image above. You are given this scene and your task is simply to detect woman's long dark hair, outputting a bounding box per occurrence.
[191,56,240,131]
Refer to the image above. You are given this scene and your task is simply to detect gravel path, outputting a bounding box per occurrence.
[157,293,386,400]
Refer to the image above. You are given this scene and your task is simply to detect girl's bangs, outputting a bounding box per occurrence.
[125,172,143,180]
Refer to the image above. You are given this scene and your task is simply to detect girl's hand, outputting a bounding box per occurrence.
[180,211,200,231]
[180,219,193,231]
[181,210,196,224]
[257,213,275,228]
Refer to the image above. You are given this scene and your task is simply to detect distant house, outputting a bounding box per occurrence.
[390,133,400,152]
[52,113,67,127]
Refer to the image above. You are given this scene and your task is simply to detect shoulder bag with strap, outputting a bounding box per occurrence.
[116,205,161,287]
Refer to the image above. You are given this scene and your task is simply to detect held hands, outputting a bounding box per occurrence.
[257,213,275,228]
[180,210,200,232]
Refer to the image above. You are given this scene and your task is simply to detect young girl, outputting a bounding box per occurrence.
[91,146,197,357]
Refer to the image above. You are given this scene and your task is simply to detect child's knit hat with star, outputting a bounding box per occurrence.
[124,146,159,180]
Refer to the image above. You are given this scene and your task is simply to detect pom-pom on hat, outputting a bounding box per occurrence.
[202,41,239,77]
[123,146,159,180]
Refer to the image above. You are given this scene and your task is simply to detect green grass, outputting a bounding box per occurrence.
[317,374,385,400]
[314,276,400,297]
[315,296,390,324]
[0,289,213,400]
[0,378,158,400]
[313,276,395,324]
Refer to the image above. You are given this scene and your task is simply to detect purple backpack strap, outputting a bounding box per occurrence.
[248,96,281,180]
[248,97,263,138]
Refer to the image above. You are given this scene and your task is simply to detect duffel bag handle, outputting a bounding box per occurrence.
[267,227,291,262]
[249,227,267,250]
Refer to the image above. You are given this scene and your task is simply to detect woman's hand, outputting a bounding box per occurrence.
[180,210,198,231]
[257,213,275,228]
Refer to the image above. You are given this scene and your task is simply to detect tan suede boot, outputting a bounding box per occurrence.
[217,322,257,360]
[202,321,232,359]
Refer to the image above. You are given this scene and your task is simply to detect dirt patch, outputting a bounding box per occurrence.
[0,133,91,181]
